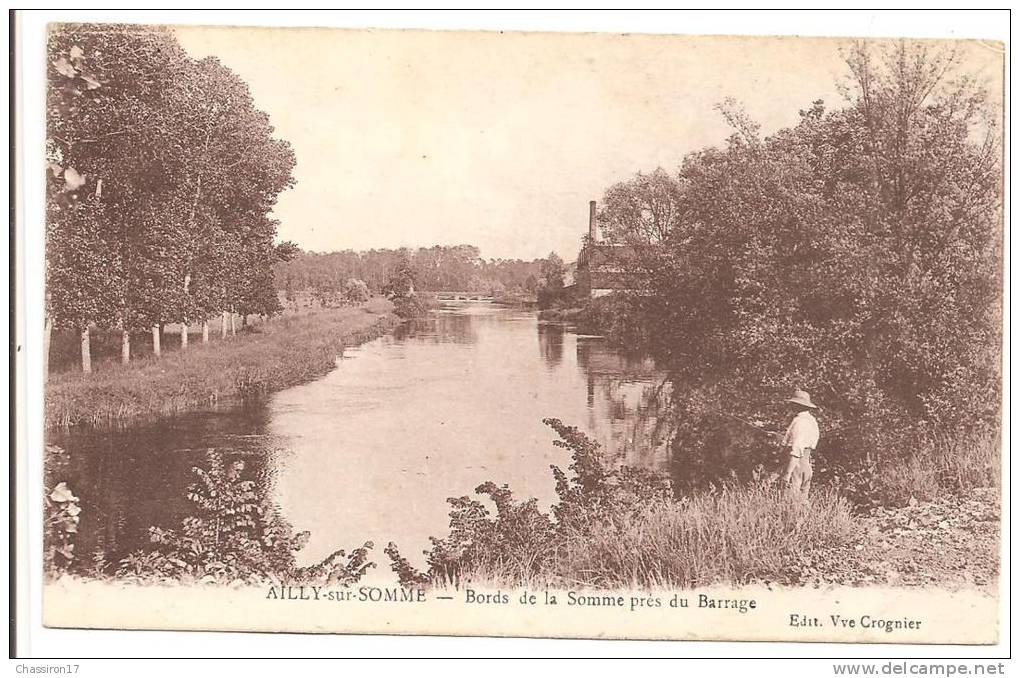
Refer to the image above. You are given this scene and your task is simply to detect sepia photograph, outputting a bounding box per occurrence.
[17,10,1006,654]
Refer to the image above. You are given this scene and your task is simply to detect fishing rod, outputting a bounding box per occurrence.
[714,410,784,438]
[718,409,861,440]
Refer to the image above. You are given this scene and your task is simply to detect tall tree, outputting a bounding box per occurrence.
[637,40,1000,485]
[598,168,684,245]
[47,24,191,370]
[46,25,296,371]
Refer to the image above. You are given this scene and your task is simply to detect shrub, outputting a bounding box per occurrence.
[575,293,654,350]
[297,541,376,587]
[423,482,556,586]
[43,445,81,577]
[114,451,376,585]
[385,542,430,588]
[392,292,429,319]
[342,278,371,305]
[816,451,882,513]
[44,480,82,576]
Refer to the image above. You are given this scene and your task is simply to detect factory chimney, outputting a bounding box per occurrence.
[588,200,597,242]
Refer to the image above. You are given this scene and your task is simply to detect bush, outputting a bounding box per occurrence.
[816,450,882,513]
[43,445,82,577]
[392,292,429,319]
[44,483,81,575]
[575,293,654,349]
[342,278,370,305]
[112,451,376,585]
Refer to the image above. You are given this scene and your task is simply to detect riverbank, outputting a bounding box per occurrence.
[45,298,400,428]
[794,486,1000,588]
[392,481,1000,592]
[384,420,999,592]
[537,306,587,323]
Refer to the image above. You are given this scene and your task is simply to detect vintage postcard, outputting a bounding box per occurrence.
[39,22,1003,643]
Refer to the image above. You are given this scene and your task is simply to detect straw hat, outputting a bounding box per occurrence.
[786,389,817,409]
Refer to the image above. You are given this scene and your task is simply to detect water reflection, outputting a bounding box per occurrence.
[394,304,480,344]
[48,405,282,574]
[537,322,564,367]
[573,336,671,469]
[51,302,671,573]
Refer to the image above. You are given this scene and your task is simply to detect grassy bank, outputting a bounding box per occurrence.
[386,419,998,591]
[412,484,858,590]
[868,430,1000,507]
[384,419,859,590]
[46,298,399,428]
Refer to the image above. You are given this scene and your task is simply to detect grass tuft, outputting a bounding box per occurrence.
[872,428,1001,507]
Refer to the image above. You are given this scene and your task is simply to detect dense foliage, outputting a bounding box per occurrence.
[276,245,550,300]
[46,24,296,367]
[593,42,1001,495]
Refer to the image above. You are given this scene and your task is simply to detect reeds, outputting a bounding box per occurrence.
[872,427,1001,506]
[444,484,857,590]
[550,485,855,589]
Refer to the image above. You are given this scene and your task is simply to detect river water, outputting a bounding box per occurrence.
[51,302,671,571]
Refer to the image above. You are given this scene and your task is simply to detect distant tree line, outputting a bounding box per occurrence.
[275,245,562,305]
[46,24,297,374]
[592,41,1001,492]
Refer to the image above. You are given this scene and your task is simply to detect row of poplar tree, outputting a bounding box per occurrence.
[45,23,297,374]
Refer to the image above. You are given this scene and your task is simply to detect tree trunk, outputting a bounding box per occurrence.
[241,314,248,330]
[221,311,229,339]
[181,271,191,352]
[43,317,52,379]
[80,327,92,374]
[202,321,210,344]
[230,311,236,336]
[152,325,161,357]
[121,329,130,364]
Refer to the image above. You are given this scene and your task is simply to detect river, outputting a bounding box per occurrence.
[50,302,671,572]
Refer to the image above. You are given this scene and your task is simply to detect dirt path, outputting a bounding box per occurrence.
[787,487,1000,588]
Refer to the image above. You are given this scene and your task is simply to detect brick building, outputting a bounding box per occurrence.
[574,200,655,298]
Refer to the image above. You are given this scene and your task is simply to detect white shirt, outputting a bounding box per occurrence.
[782,411,819,458]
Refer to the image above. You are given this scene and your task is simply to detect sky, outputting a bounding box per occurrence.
[174,27,1000,261]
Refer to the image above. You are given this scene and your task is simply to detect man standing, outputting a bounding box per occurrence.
[781,389,820,499]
